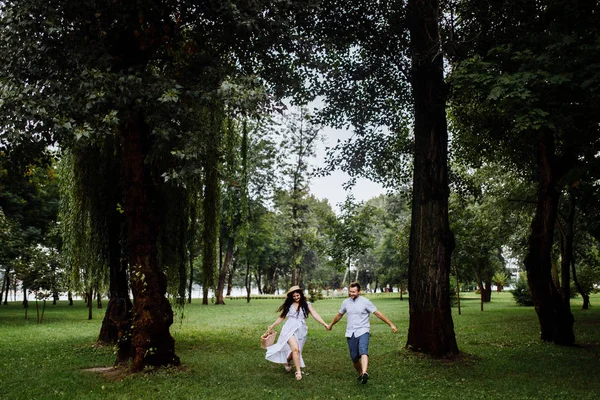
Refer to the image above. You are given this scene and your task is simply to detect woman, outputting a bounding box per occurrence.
[265,286,329,380]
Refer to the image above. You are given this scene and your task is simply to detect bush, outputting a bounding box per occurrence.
[511,278,534,306]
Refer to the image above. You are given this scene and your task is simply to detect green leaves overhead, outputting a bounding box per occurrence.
[449,0,600,173]
[309,0,414,188]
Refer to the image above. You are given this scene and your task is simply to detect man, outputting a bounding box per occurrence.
[327,282,398,384]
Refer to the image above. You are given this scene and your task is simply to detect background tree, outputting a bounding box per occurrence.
[371,194,411,296]
[277,107,321,286]
[449,0,600,345]
[326,196,376,288]
[0,148,59,307]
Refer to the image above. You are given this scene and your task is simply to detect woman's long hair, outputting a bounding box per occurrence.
[277,289,309,318]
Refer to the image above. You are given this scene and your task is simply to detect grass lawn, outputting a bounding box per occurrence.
[1,291,599,399]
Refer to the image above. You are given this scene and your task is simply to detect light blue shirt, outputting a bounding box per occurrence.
[339,295,377,338]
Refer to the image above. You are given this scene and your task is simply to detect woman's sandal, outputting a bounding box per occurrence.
[295,371,302,380]
[284,363,292,373]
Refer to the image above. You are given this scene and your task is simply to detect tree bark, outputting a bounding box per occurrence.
[216,236,234,304]
[1,269,8,305]
[406,0,458,358]
[475,269,491,303]
[87,287,93,320]
[22,284,28,309]
[523,131,574,345]
[122,116,180,371]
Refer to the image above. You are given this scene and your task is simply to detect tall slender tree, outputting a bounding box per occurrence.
[278,108,321,286]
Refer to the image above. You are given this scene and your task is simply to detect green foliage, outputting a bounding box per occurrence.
[573,233,600,296]
[311,0,414,188]
[57,150,108,295]
[15,244,63,301]
[511,275,534,307]
[493,272,509,288]
[449,0,600,192]
[368,194,411,291]
[326,196,376,276]
[0,149,60,300]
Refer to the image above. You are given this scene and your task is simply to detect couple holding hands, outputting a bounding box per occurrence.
[265,282,398,383]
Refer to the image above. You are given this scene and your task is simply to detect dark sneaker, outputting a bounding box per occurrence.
[361,372,369,384]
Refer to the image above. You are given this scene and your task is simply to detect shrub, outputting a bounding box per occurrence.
[511,278,534,306]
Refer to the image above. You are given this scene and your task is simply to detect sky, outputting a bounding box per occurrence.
[309,125,385,213]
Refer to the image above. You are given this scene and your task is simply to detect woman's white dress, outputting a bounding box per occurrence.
[265,305,309,367]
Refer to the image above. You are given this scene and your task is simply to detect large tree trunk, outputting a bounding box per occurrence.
[406,0,458,358]
[523,131,574,345]
[122,116,180,372]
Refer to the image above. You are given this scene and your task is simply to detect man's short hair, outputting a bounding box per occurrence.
[349,282,361,291]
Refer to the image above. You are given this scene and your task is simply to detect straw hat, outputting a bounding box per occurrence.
[286,285,302,295]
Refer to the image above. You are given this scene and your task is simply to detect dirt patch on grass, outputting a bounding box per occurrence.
[82,366,131,381]
[83,364,189,381]
[397,348,479,366]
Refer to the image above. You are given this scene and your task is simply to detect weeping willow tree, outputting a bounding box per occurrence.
[215,116,249,305]
[159,171,201,307]
[58,137,135,360]
[59,147,109,321]
[201,105,224,305]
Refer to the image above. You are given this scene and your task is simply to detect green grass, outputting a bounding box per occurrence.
[1,292,599,399]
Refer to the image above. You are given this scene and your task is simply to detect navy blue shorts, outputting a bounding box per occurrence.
[347,332,370,363]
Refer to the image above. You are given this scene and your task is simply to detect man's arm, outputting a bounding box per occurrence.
[373,310,398,333]
[327,312,344,331]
